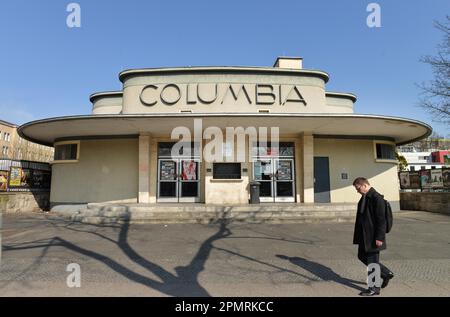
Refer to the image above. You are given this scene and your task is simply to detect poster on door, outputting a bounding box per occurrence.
[182,161,197,180]
[160,161,176,180]
[277,161,292,180]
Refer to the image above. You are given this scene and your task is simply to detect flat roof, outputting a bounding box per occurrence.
[18,113,432,147]
[118,66,330,83]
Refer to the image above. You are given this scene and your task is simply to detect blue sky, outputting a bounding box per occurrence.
[1,0,449,136]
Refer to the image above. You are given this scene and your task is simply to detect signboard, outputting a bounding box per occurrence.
[399,172,410,189]
[182,161,197,180]
[0,171,8,191]
[160,161,176,181]
[9,167,21,187]
[430,169,443,188]
[20,169,32,188]
[444,154,450,165]
[420,170,432,189]
[409,172,421,189]
[442,168,450,188]
[277,161,292,180]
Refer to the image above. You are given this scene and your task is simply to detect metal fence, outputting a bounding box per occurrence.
[0,159,51,192]
[398,167,450,192]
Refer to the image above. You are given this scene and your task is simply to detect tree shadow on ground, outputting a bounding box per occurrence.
[276,255,366,292]
[3,211,350,296]
[3,215,233,296]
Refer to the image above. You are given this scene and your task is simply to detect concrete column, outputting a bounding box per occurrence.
[294,137,302,203]
[149,137,157,203]
[302,132,314,203]
[138,134,150,203]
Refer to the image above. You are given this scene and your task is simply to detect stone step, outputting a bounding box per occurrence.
[57,203,359,225]
[66,208,356,225]
[86,203,357,213]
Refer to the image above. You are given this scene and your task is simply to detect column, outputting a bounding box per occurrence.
[138,134,150,203]
[302,132,314,203]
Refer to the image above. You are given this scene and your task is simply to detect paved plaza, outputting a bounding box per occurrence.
[1,210,449,296]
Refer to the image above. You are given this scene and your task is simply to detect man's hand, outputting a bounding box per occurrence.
[375,240,383,247]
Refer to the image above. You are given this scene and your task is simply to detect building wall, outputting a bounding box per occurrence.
[0,121,53,162]
[50,139,138,204]
[0,122,16,158]
[92,95,123,114]
[400,192,450,214]
[314,138,400,210]
[121,73,332,114]
[204,137,250,204]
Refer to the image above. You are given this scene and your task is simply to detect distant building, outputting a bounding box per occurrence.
[0,119,54,162]
[397,148,450,171]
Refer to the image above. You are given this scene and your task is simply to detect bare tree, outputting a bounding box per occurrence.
[418,16,450,125]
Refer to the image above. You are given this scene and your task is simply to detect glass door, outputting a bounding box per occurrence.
[253,158,295,202]
[158,159,178,202]
[158,158,201,202]
[253,159,274,202]
[274,159,295,202]
[179,159,201,202]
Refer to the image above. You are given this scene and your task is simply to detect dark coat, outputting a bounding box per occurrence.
[353,187,387,253]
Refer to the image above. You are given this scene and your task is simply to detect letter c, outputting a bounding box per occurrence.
[140,85,158,106]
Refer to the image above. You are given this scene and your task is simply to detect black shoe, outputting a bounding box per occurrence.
[359,287,380,296]
[381,272,394,289]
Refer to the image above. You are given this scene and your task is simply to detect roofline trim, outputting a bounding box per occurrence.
[18,113,432,147]
[325,91,357,103]
[118,66,330,83]
[89,91,123,103]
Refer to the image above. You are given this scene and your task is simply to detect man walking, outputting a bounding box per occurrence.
[353,177,394,296]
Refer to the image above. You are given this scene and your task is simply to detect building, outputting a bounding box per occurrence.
[18,57,432,211]
[0,119,54,162]
[397,150,449,171]
[431,150,450,165]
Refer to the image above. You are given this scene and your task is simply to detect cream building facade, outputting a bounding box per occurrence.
[0,119,53,162]
[18,57,432,210]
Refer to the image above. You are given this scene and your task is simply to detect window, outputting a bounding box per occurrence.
[375,143,395,160]
[158,142,200,158]
[410,166,415,171]
[213,163,241,179]
[252,142,294,157]
[54,142,79,161]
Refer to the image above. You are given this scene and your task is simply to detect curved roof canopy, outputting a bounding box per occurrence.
[18,113,431,146]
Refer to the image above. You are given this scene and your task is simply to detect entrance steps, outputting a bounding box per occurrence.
[63,203,357,225]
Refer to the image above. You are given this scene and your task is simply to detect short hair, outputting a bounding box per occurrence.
[353,177,370,186]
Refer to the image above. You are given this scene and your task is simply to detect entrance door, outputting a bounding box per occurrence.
[253,158,295,202]
[314,157,331,203]
[274,159,295,202]
[158,159,200,202]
